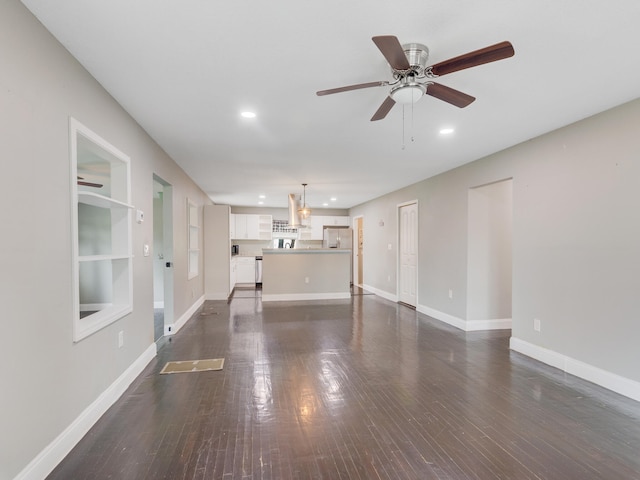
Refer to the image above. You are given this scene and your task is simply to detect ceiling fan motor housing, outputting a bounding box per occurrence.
[396,43,430,76]
[388,43,430,104]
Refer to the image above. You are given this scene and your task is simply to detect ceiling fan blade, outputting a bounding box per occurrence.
[429,41,514,77]
[426,83,475,108]
[370,96,396,121]
[372,35,410,71]
[316,81,388,96]
[78,180,103,188]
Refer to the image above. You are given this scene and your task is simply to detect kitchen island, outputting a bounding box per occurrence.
[261,248,351,302]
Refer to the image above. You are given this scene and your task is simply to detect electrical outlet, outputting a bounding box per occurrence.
[118,330,124,348]
[305,276,309,284]
[449,289,453,299]
[534,318,541,332]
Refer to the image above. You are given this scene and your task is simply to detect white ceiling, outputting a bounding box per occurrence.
[22,0,640,209]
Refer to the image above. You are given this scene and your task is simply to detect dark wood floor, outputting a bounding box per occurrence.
[48,289,640,479]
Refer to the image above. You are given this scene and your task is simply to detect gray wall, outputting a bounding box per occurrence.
[350,98,640,386]
[0,2,211,478]
[467,179,513,320]
[204,205,231,299]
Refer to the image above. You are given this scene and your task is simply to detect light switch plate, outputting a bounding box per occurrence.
[143,244,150,257]
[136,209,144,223]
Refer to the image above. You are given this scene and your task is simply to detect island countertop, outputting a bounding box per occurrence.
[261,248,351,301]
[262,248,350,255]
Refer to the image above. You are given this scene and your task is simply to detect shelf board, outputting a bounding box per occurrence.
[78,191,134,209]
[79,254,132,262]
[75,304,132,342]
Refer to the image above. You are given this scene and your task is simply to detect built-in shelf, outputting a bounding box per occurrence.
[78,254,131,262]
[78,191,134,210]
[70,117,133,342]
[188,199,199,279]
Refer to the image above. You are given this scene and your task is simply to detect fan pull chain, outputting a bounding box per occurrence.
[411,94,415,143]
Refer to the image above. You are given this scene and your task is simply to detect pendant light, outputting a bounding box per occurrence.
[298,183,311,219]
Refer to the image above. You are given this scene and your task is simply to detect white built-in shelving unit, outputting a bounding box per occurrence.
[70,117,133,342]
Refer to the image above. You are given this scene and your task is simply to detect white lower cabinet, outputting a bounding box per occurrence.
[235,256,256,284]
[230,257,237,290]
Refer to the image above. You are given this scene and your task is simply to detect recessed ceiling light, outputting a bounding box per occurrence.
[330,197,337,202]
[323,203,329,207]
[258,201,264,205]
[241,111,256,118]
[259,194,266,199]
[439,128,454,135]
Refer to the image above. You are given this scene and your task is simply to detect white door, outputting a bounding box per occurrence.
[399,202,418,306]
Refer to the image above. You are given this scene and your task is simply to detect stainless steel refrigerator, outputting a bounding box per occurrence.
[323,227,353,284]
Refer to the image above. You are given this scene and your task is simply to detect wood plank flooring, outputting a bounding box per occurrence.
[47,289,640,479]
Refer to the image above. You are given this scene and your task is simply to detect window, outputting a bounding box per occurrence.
[70,118,133,341]
[187,199,199,279]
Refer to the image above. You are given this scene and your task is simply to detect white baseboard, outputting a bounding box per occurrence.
[466,318,512,331]
[510,337,640,402]
[205,292,230,301]
[362,284,397,303]
[165,295,204,335]
[417,305,511,331]
[417,304,466,330]
[262,292,351,302]
[15,343,157,480]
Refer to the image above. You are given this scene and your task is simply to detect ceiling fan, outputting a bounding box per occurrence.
[316,36,514,121]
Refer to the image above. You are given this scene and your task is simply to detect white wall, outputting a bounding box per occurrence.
[350,98,640,396]
[0,3,211,478]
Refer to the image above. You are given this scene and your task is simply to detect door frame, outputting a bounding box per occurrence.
[397,200,419,307]
[152,174,174,336]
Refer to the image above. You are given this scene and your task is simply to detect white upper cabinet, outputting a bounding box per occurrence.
[298,216,350,240]
[232,214,272,240]
[229,213,236,239]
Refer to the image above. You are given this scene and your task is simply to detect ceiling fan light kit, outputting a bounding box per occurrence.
[317,35,514,121]
[390,79,426,104]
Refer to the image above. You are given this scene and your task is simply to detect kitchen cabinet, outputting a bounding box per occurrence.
[298,215,325,240]
[230,256,237,290]
[325,215,351,226]
[232,214,272,240]
[257,215,273,240]
[229,213,236,239]
[298,215,350,240]
[236,256,256,284]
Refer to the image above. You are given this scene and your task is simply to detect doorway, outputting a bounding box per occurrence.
[398,201,418,307]
[467,179,513,323]
[153,175,174,341]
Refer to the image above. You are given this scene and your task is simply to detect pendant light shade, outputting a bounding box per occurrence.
[298,183,311,219]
